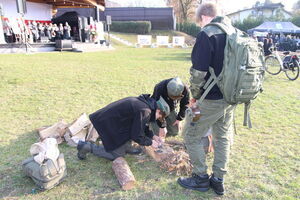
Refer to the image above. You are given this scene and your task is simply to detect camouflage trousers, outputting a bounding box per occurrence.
[150,110,179,136]
[183,99,236,179]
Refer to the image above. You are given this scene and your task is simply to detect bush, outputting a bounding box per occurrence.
[110,21,151,34]
[291,14,300,27]
[233,17,264,32]
[176,22,201,37]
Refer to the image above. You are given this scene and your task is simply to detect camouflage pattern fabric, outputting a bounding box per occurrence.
[189,67,207,99]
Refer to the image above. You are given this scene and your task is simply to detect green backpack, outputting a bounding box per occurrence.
[199,16,265,128]
[22,153,67,190]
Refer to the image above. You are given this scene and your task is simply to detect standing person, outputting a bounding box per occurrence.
[150,77,189,138]
[63,22,71,40]
[77,94,170,161]
[45,23,51,41]
[177,3,236,195]
[58,23,64,40]
[51,24,58,41]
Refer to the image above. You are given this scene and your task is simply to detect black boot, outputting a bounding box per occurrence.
[77,141,92,160]
[177,173,209,192]
[91,143,116,161]
[125,142,142,155]
[210,174,225,195]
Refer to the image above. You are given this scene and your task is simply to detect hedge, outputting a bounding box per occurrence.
[176,22,201,37]
[110,21,151,34]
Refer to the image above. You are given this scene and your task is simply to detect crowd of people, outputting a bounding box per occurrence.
[2,19,72,43]
[257,33,300,55]
[2,18,105,44]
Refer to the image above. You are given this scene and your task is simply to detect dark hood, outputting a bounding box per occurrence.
[138,94,157,122]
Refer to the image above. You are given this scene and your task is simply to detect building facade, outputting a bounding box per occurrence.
[227,3,292,23]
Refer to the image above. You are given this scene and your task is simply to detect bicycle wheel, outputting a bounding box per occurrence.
[265,55,282,75]
[285,60,300,81]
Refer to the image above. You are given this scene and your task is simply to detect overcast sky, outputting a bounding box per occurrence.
[110,0,298,13]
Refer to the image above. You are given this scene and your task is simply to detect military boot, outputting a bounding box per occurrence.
[177,173,209,192]
[210,174,225,195]
[125,142,142,155]
[90,143,116,161]
[77,141,92,160]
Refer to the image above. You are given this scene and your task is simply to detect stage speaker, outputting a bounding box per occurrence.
[55,40,73,51]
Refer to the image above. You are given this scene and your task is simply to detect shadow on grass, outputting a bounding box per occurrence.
[155,52,191,62]
[0,130,217,200]
[0,130,119,199]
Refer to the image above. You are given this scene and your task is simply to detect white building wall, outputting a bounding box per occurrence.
[0,0,52,21]
[239,10,253,22]
[228,7,292,23]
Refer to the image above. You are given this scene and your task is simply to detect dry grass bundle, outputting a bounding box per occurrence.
[159,146,192,176]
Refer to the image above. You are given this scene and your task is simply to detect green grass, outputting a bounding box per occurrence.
[111,30,195,45]
[0,46,299,200]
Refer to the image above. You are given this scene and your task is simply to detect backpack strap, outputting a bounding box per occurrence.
[197,67,220,104]
[243,102,252,128]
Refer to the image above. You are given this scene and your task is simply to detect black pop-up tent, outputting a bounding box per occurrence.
[248,22,300,34]
[52,12,88,42]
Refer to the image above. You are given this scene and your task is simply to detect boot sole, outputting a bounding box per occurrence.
[211,189,224,196]
[177,179,209,192]
[214,191,224,195]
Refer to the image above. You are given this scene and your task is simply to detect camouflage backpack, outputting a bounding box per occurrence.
[199,16,265,128]
[22,153,67,190]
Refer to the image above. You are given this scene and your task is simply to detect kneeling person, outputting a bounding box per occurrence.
[77,94,170,161]
[150,77,189,137]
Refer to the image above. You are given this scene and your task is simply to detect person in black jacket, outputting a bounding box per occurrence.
[150,77,189,137]
[77,94,170,161]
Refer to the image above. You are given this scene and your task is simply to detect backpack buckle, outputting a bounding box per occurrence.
[240,65,246,70]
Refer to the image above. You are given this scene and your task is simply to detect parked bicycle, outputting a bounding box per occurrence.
[265,48,299,81]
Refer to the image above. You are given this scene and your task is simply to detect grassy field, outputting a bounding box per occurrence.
[0,45,299,200]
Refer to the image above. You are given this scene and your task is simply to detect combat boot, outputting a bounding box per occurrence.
[125,142,142,155]
[177,173,209,192]
[210,174,225,195]
[77,141,92,160]
[90,143,116,161]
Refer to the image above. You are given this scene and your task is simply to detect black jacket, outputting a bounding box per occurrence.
[151,78,189,121]
[89,94,156,151]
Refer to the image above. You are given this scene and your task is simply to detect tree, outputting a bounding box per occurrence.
[291,14,300,27]
[166,0,199,22]
[233,16,264,32]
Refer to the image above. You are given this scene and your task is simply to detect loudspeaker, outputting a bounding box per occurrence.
[16,0,27,14]
[55,40,73,51]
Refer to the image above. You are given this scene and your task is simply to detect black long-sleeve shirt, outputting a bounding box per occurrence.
[151,78,189,121]
[191,31,226,100]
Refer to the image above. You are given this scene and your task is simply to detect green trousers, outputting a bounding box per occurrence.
[150,110,179,136]
[183,99,236,179]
